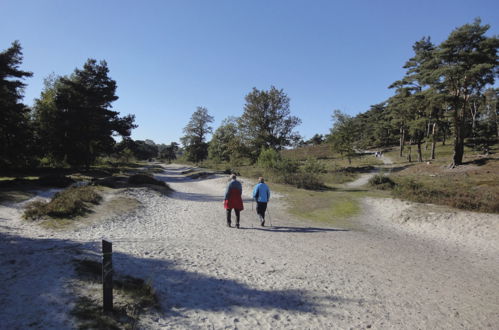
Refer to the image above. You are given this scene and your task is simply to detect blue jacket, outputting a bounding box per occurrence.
[252,183,270,203]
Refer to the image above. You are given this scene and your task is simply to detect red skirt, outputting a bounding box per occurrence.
[224,189,244,210]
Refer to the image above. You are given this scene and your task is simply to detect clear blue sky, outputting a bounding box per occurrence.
[2,0,498,144]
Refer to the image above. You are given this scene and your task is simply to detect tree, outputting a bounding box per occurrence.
[33,59,137,167]
[239,86,301,160]
[307,134,324,145]
[208,116,245,162]
[158,142,179,162]
[0,41,34,168]
[389,37,437,162]
[181,106,214,162]
[421,19,498,167]
[327,110,357,164]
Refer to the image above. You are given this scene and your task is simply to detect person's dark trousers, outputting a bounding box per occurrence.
[226,209,240,227]
[256,202,267,219]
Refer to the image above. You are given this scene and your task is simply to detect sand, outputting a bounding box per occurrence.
[0,163,498,329]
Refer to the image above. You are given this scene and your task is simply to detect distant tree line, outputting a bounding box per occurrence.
[181,86,302,164]
[327,19,498,167]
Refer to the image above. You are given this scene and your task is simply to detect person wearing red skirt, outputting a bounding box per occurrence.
[224,174,244,228]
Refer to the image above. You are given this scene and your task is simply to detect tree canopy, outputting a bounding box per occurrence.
[239,86,301,160]
[0,41,34,168]
[181,106,214,163]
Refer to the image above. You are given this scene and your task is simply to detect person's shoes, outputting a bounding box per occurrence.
[227,222,231,227]
[236,223,240,229]
[260,219,265,227]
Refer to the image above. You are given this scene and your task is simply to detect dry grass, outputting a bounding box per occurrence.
[72,259,159,329]
[385,143,499,213]
[23,186,102,220]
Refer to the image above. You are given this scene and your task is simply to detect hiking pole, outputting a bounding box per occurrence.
[267,207,272,228]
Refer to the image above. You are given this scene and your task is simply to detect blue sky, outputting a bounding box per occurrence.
[1,0,498,144]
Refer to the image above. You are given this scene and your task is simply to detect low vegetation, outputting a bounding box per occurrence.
[23,186,102,220]
[72,259,159,329]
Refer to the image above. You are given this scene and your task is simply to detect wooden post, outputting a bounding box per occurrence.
[102,239,113,312]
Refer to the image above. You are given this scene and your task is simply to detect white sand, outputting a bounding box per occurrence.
[1,163,498,329]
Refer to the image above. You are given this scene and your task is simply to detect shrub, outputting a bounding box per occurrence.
[23,186,102,220]
[23,200,49,220]
[368,174,395,190]
[284,172,324,189]
[302,158,327,174]
[257,148,281,169]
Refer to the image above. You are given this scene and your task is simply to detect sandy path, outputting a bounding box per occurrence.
[1,163,498,329]
[345,155,393,188]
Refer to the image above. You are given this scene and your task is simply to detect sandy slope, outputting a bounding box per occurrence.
[0,164,498,329]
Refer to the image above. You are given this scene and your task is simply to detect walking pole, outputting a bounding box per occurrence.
[267,207,272,228]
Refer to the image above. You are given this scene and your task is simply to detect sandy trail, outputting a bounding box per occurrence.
[1,163,498,329]
[345,155,393,188]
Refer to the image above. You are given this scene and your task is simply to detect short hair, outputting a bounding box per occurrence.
[258,177,265,183]
[231,174,237,180]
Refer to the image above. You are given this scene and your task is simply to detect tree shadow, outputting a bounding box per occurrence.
[241,225,349,233]
[0,232,361,326]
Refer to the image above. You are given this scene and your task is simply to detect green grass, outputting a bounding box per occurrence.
[272,183,385,228]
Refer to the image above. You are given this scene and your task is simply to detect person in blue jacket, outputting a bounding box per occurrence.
[252,177,270,226]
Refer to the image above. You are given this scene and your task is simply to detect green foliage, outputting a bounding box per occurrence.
[422,19,498,166]
[23,186,102,219]
[239,86,301,160]
[208,116,245,163]
[257,148,281,169]
[32,59,137,168]
[0,41,35,168]
[181,106,214,163]
[328,110,357,163]
[302,158,326,174]
[158,142,179,162]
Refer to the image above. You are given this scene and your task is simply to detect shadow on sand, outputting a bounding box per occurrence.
[0,232,360,325]
[239,225,349,233]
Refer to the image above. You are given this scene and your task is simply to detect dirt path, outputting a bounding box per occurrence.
[1,163,498,329]
[345,155,393,188]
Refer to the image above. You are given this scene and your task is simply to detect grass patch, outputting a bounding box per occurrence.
[272,184,374,228]
[72,259,159,330]
[23,186,102,220]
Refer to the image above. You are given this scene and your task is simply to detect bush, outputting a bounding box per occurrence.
[302,158,327,174]
[257,148,281,169]
[128,174,166,187]
[368,174,395,190]
[23,186,102,220]
[284,172,324,189]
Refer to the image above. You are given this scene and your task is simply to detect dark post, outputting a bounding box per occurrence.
[102,239,113,312]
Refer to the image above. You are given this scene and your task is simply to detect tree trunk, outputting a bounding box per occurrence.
[431,123,437,160]
[407,139,412,162]
[451,102,466,167]
[399,127,405,157]
[417,140,423,162]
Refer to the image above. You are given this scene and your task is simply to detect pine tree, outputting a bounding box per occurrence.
[0,41,34,168]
